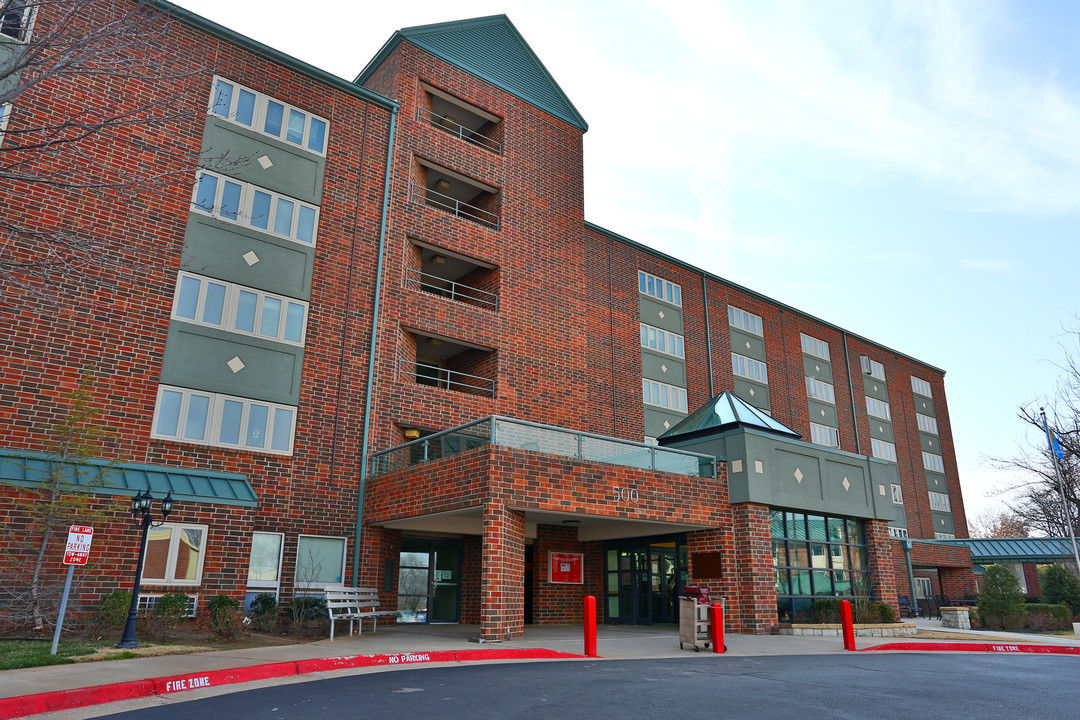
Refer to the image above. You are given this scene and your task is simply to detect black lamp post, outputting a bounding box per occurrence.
[116,489,173,649]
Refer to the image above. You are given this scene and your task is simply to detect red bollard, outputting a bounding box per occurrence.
[710,602,724,654]
[840,599,856,651]
[584,595,597,657]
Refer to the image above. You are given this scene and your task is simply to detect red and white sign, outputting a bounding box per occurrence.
[549,552,583,584]
[63,525,94,565]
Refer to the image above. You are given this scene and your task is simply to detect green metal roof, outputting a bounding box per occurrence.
[659,391,802,443]
[356,15,587,132]
[933,537,1078,563]
[0,450,258,507]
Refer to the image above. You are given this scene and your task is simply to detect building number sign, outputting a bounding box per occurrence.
[611,485,640,504]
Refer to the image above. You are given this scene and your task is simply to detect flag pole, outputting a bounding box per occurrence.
[1040,408,1080,573]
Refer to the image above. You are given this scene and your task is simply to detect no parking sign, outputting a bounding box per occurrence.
[63,525,93,565]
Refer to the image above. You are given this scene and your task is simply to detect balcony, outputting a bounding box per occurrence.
[419,83,503,154]
[401,329,496,398]
[405,241,499,311]
[371,416,717,479]
[412,161,500,231]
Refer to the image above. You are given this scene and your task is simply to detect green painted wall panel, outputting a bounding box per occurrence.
[182,215,315,299]
[868,418,894,443]
[920,431,943,454]
[0,43,21,96]
[161,323,303,405]
[807,399,838,427]
[638,297,684,334]
[641,351,685,385]
[644,406,688,438]
[913,395,936,417]
[730,328,765,361]
[925,472,948,492]
[203,117,325,205]
[732,379,770,412]
[803,356,833,380]
[931,511,955,535]
[863,376,889,401]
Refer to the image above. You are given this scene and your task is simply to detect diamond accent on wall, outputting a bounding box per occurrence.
[745,341,751,350]
[940,518,945,526]
[820,409,826,417]
[661,364,668,373]
[257,155,274,169]
[227,356,245,373]
[658,310,665,319]
[754,460,764,474]
[749,388,755,396]
[934,478,939,486]
[731,459,743,473]
[923,401,927,409]
[815,365,820,372]
[663,420,671,429]
[878,425,884,433]
[873,385,878,392]
[243,250,260,266]
[794,468,803,483]
[929,439,934,447]
[842,477,851,491]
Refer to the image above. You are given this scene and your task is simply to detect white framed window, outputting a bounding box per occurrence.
[866,396,891,421]
[152,384,297,455]
[929,491,951,512]
[0,103,11,144]
[891,483,904,504]
[923,451,945,473]
[888,526,909,539]
[728,305,763,335]
[192,170,320,246]
[810,422,839,448]
[732,353,768,383]
[800,333,830,360]
[142,523,208,585]
[172,272,308,346]
[209,76,329,155]
[861,356,885,381]
[805,377,835,403]
[137,594,199,617]
[642,378,688,412]
[247,531,285,595]
[935,533,956,540]
[295,535,347,590]
[871,438,897,462]
[916,413,939,435]
[911,375,933,398]
[637,270,682,306]
[0,0,37,42]
[639,323,684,358]
[643,436,658,446]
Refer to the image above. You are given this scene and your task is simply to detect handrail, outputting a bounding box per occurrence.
[410,182,500,231]
[405,268,498,311]
[417,107,502,153]
[400,358,496,397]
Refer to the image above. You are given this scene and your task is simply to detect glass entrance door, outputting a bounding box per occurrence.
[604,537,686,625]
[397,538,461,624]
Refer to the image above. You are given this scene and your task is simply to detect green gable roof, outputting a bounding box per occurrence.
[933,537,1078,564]
[356,15,587,132]
[658,391,802,444]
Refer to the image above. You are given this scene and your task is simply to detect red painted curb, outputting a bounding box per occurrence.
[0,679,156,719]
[862,642,1080,655]
[153,661,300,695]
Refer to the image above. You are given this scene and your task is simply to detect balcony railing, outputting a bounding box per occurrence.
[405,268,498,311]
[401,358,496,397]
[411,182,500,231]
[417,107,502,154]
[370,416,716,479]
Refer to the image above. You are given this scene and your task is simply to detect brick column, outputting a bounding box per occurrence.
[865,520,899,611]
[731,502,776,634]
[480,501,525,641]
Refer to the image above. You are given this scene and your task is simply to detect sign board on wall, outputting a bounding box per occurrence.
[63,525,94,565]
[549,552,583,584]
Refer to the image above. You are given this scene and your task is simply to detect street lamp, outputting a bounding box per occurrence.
[115,490,173,648]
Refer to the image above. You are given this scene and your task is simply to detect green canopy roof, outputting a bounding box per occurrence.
[659,391,802,443]
[934,537,1078,563]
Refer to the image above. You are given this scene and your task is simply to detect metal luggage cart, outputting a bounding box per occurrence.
[678,595,711,651]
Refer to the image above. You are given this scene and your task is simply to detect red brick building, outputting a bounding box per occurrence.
[0,1,974,639]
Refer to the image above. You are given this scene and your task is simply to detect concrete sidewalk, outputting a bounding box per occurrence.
[3,620,1079,719]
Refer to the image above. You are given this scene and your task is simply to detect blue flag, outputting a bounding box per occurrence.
[1042,415,1067,460]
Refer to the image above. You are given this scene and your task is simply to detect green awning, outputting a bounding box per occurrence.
[933,537,1077,564]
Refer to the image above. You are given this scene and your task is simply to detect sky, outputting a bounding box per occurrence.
[172,0,1080,527]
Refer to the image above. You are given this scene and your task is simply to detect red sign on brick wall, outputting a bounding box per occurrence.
[63,525,94,565]
[549,552,583,584]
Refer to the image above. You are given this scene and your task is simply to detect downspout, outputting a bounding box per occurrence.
[352,104,399,586]
[842,331,862,454]
[701,273,714,397]
[901,539,919,618]
[608,235,617,436]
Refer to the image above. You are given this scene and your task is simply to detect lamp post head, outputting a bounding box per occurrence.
[161,493,174,519]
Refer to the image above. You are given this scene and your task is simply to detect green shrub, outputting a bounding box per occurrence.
[978,565,1028,628]
[288,595,327,634]
[248,593,279,632]
[878,602,897,623]
[94,590,132,631]
[1040,565,1080,615]
[1023,603,1072,631]
[203,594,246,641]
[145,593,190,642]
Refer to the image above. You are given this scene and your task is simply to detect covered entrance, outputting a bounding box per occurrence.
[604,536,688,625]
[397,537,462,623]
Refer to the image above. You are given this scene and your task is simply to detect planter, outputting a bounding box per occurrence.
[780,623,917,637]
[1073,622,1080,636]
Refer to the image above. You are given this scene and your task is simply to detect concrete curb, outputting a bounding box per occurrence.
[0,648,583,719]
[861,642,1080,655]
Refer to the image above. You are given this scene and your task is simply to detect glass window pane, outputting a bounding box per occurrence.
[220,181,241,221]
[264,101,284,136]
[274,199,294,236]
[271,407,293,451]
[175,275,200,319]
[807,515,828,541]
[789,542,810,568]
[296,536,345,587]
[211,79,232,117]
[246,404,268,448]
[770,510,785,538]
[194,173,217,214]
[833,571,852,596]
[846,520,866,545]
[155,390,183,436]
[173,528,203,581]
[791,569,812,595]
[828,517,847,544]
[284,302,304,343]
[235,291,257,332]
[202,282,226,325]
[250,191,271,230]
[236,89,256,126]
[772,539,788,566]
[775,568,790,595]
[219,399,243,444]
[184,394,209,440]
[248,533,283,582]
[787,512,807,540]
[307,117,327,152]
[286,108,305,144]
[143,527,173,581]
[812,569,832,595]
[259,296,281,338]
[296,206,316,243]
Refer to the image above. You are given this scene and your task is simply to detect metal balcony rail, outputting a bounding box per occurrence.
[401,358,496,397]
[417,107,502,154]
[410,182,500,231]
[370,415,717,479]
[405,268,499,311]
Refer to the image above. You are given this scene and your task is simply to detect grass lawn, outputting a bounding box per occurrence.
[0,639,140,670]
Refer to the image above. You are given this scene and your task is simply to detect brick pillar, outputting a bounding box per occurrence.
[1022,562,1042,596]
[865,520,899,612]
[480,501,525,641]
[731,502,775,634]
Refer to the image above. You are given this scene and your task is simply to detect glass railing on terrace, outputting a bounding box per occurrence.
[370,416,716,479]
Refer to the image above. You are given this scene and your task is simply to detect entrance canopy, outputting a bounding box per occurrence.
[934,537,1078,564]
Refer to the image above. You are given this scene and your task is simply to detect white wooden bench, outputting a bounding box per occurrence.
[324,586,397,641]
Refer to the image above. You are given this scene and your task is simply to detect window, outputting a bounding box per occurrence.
[247,531,284,598]
[138,594,199,617]
[0,0,36,42]
[929,491,951,512]
[152,384,297,455]
[142,523,207,585]
[643,436,658,446]
[806,377,835,403]
[732,353,768,383]
[871,438,897,462]
[0,103,10,144]
[172,272,308,346]
[728,305,763,335]
[935,533,956,540]
[209,77,329,154]
[861,356,885,381]
[800,333,830,360]
[888,526,909,539]
[911,375,933,398]
[891,483,904,504]
[637,271,682,306]
[916,413,938,435]
[639,323,684,358]
[192,170,320,246]
[642,378,688,412]
[810,422,839,448]
[923,452,945,473]
[866,396,891,421]
[295,535,346,589]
